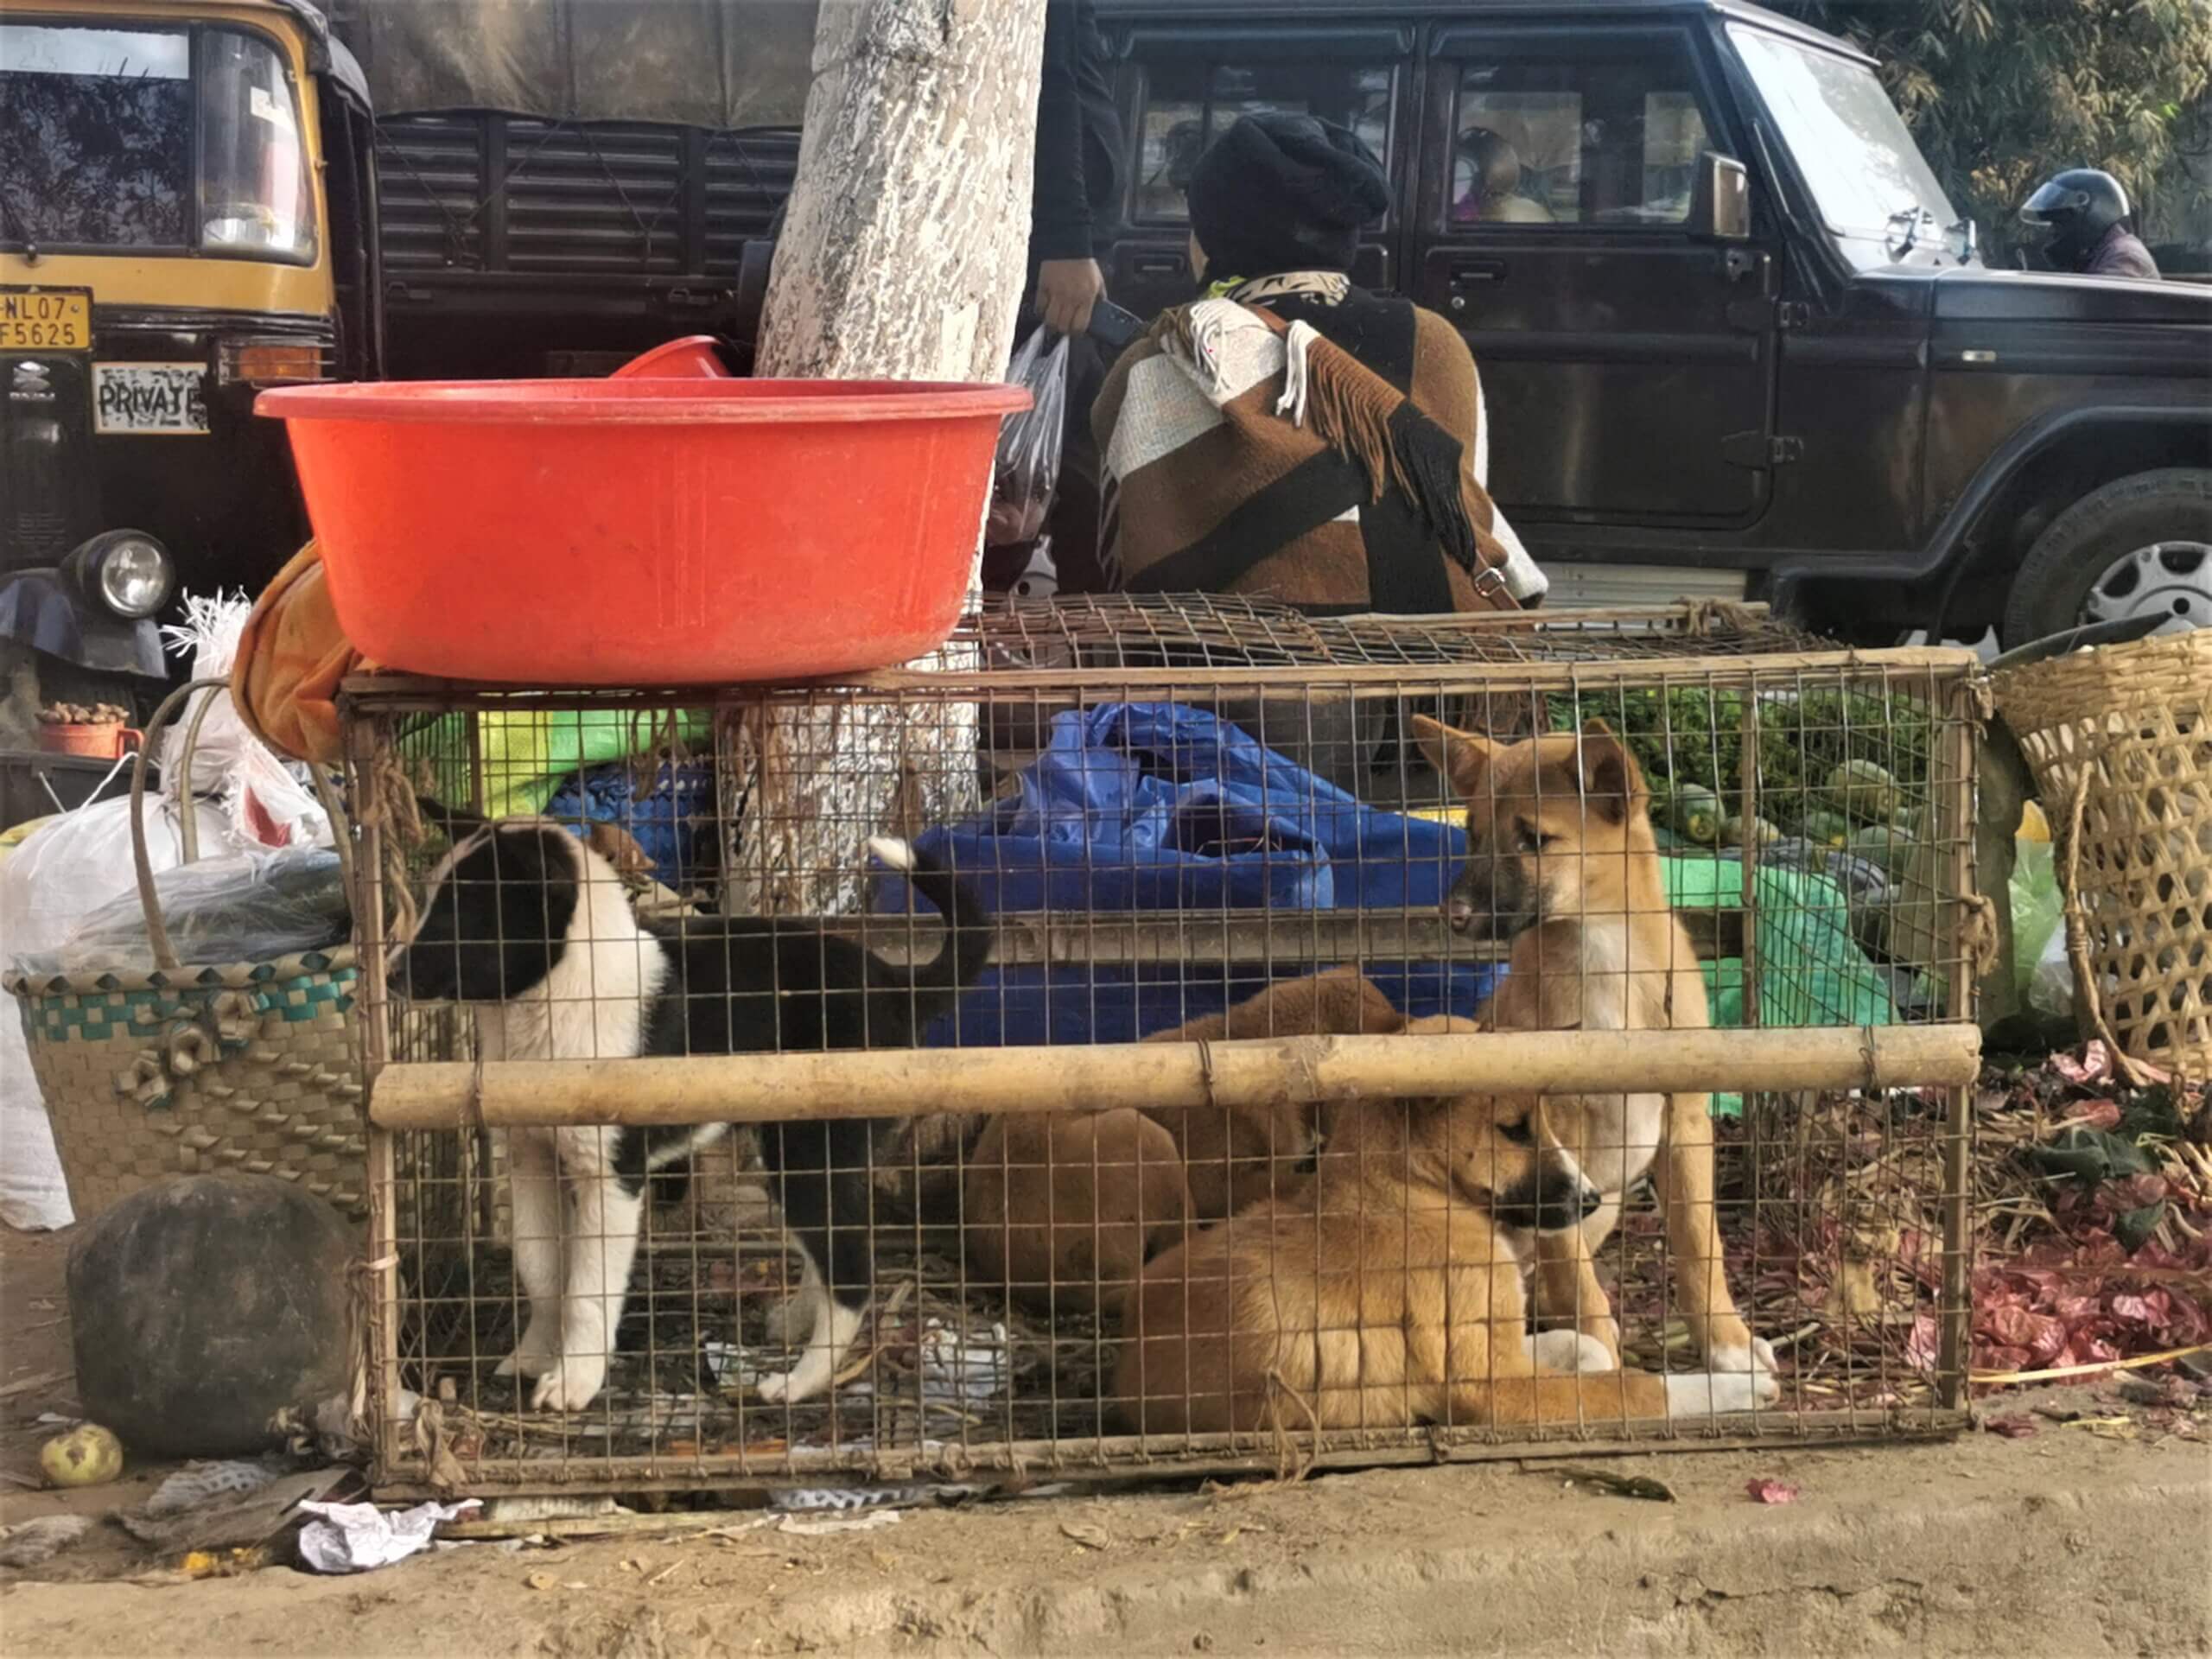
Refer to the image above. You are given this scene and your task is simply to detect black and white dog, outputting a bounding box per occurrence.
[390,809,990,1413]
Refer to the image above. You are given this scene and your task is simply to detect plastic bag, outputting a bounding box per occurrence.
[986,328,1069,547]
[35,847,348,974]
[161,592,330,850]
[2031,925,2075,1020]
[2011,838,2063,1005]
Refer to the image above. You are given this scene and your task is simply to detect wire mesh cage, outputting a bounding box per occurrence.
[340,598,1986,1495]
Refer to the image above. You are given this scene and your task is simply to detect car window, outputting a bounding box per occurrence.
[1451,41,1714,229]
[1135,60,1394,224]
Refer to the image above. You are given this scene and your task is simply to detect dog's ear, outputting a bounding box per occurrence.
[1573,720,1649,824]
[1410,715,1496,798]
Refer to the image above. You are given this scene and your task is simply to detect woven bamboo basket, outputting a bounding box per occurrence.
[1992,630,2212,1079]
[3,680,366,1222]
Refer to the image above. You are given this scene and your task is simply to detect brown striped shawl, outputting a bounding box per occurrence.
[1090,277,1521,615]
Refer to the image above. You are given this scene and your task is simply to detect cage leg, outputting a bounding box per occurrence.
[497,1128,564,1382]
[1654,1091,1776,1385]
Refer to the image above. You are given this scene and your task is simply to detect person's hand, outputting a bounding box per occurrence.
[1036,257,1105,337]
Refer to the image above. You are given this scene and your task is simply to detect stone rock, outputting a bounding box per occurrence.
[67,1175,354,1458]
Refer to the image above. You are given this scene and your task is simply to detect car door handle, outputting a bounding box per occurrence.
[1131,254,1187,276]
[1450,259,1508,285]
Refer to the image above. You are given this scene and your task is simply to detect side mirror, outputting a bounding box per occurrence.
[1688,152,1752,241]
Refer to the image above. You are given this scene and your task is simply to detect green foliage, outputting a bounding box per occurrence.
[1546,684,1933,838]
[1772,0,2212,262]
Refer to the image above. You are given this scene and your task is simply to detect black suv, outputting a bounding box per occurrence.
[1092,0,2209,645]
[372,0,2211,645]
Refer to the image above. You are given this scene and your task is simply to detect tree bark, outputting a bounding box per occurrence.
[734,0,1045,916]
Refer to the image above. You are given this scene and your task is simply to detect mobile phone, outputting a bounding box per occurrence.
[1087,300,1146,355]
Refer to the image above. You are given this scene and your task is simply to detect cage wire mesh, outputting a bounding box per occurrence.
[341,598,1984,1493]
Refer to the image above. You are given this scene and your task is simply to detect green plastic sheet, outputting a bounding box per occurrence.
[1663,854,1897,1116]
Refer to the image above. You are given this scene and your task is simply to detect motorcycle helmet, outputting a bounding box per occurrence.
[2019,168,2129,265]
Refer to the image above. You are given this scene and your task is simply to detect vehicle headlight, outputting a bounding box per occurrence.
[63,531,175,620]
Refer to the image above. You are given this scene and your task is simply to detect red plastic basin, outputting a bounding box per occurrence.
[257,377,1030,684]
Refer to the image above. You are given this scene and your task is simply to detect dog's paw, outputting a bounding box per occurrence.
[1662,1370,1766,1417]
[754,1364,817,1407]
[1707,1337,1783,1404]
[1530,1329,1617,1374]
[528,1353,608,1414]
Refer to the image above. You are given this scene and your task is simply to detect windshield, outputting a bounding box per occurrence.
[0,24,193,249]
[0,22,313,262]
[1729,25,1961,258]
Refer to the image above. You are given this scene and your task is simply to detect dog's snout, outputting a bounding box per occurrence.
[1576,1180,1604,1219]
[1446,894,1475,934]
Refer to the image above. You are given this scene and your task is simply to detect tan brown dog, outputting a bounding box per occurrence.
[1410,715,1777,1397]
[1142,968,1404,1219]
[963,1109,1192,1317]
[1115,1021,1770,1435]
[964,970,1397,1315]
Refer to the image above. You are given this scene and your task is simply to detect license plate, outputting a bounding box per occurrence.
[93,363,210,435]
[0,288,92,352]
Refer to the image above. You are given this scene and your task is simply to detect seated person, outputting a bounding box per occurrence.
[1451,128,1556,225]
[1092,112,1548,615]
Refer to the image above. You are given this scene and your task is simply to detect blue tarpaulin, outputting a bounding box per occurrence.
[543,760,716,893]
[884,702,1464,916]
[874,703,1497,1047]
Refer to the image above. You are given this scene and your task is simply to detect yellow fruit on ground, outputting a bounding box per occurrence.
[40,1424,124,1488]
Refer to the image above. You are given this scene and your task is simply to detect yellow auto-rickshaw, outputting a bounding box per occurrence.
[1,0,378,773]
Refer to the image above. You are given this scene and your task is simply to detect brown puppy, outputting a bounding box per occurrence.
[963,1109,1192,1316]
[1411,715,1777,1396]
[1116,1020,1769,1435]
[1141,968,1404,1219]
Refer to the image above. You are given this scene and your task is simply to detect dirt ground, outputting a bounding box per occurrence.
[4,1227,2209,1659]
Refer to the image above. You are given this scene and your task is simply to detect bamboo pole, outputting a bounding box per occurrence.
[371,1023,1980,1132]
[340,645,1983,709]
[1936,680,1981,1412]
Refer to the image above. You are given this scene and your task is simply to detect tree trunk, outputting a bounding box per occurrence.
[732,0,1044,916]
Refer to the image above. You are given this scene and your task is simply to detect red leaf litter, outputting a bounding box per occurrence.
[2050,1045,2114,1088]
[1982,1414,2039,1439]
[2072,1097,2124,1132]
[1746,1478,1800,1504]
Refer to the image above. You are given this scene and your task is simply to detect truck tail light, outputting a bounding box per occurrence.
[219,340,329,386]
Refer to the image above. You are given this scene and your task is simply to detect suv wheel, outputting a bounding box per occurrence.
[2001,468,2212,648]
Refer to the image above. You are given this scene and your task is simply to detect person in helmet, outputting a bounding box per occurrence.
[2019,168,2161,281]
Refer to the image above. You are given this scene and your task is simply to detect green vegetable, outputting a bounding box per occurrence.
[1541,686,1933,821]
[1674,783,1725,845]
[1827,759,1900,822]
[1723,814,1783,848]
[1801,810,1854,849]
[1850,823,1918,879]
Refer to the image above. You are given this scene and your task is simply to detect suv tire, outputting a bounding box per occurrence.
[2001,468,2212,648]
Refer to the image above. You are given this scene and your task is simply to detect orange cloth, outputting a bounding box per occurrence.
[230,540,371,766]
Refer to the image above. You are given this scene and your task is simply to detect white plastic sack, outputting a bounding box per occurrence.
[296,1499,480,1573]
[0,793,230,1230]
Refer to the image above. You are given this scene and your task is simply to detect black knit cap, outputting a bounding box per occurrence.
[1186,112,1390,279]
